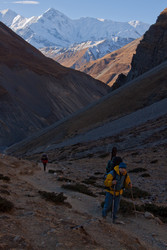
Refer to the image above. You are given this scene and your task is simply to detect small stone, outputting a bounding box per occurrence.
[14,236,21,242]
[115,220,125,225]
[154,217,163,225]
[144,211,154,219]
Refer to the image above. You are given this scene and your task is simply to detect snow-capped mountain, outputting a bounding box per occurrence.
[0,9,18,26]
[0,8,150,49]
[40,37,135,69]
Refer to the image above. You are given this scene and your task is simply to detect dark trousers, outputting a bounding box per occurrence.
[102,192,120,220]
[43,163,47,171]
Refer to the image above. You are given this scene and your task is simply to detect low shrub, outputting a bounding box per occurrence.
[62,183,97,197]
[0,196,14,212]
[94,172,103,175]
[0,174,10,181]
[99,153,110,158]
[0,189,10,195]
[150,160,158,164]
[140,173,150,178]
[57,177,74,182]
[119,199,135,214]
[138,203,167,223]
[38,191,71,207]
[123,186,150,199]
[128,168,147,173]
[131,152,139,156]
[82,176,97,185]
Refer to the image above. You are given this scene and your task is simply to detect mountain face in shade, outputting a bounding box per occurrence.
[126,8,167,82]
[0,22,110,150]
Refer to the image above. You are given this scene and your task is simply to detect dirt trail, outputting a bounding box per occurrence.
[0,154,167,249]
[22,163,167,250]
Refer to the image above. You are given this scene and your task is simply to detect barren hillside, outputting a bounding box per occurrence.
[80,38,141,86]
[0,22,110,149]
[6,60,167,156]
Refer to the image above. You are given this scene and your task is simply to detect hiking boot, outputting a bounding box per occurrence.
[114,220,125,225]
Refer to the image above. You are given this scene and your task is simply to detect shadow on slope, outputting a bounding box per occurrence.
[6,60,167,156]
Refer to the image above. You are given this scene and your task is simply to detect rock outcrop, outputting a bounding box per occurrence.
[126,8,167,81]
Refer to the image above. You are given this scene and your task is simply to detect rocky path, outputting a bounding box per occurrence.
[1,154,167,249]
[22,163,167,250]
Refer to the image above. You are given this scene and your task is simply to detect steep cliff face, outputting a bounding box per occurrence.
[126,8,167,81]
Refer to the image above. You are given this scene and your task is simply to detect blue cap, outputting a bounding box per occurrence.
[119,162,127,169]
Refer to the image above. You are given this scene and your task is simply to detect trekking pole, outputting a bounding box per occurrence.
[111,185,116,223]
[130,187,137,218]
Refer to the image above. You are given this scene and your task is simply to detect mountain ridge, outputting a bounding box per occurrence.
[0,8,150,49]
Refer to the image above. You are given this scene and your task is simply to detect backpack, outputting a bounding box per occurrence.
[106,160,114,174]
[105,156,122,174]
[104,169,127,191]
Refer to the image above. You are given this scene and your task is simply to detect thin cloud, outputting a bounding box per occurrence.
[12,1,39,4]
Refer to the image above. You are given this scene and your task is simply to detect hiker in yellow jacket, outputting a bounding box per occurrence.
[102,162,132,223]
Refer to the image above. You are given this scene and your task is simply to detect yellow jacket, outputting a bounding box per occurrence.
[104,165,131,196]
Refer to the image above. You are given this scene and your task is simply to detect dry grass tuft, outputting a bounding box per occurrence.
[123,186,150,199]
[0,174,10,181]
[128,168,147,173]
[0,196,14,212]
[62,183,97,197]
[38,191,71,207]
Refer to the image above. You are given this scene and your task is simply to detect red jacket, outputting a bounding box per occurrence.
[41,155,48,164]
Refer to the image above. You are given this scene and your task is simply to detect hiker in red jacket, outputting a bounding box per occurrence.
[41,154,48,172]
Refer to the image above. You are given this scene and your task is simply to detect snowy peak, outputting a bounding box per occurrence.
[0,8,150,49]
[0,9,18,26]
[42,8,70,20]
[129,20,141,27]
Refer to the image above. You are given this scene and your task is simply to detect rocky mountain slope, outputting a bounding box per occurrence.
[6,60,167,156]
[40,37,135,70]
[0,22,110,150]
[79,38,141,86]
[115,8,167,87]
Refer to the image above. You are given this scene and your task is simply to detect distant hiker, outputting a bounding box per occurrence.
[102,162,132,223]
[111,146,117,158]
[41,154,48,172]
[105,147,122,174]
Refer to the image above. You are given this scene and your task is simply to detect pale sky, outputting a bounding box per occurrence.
[1,0,167,24]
